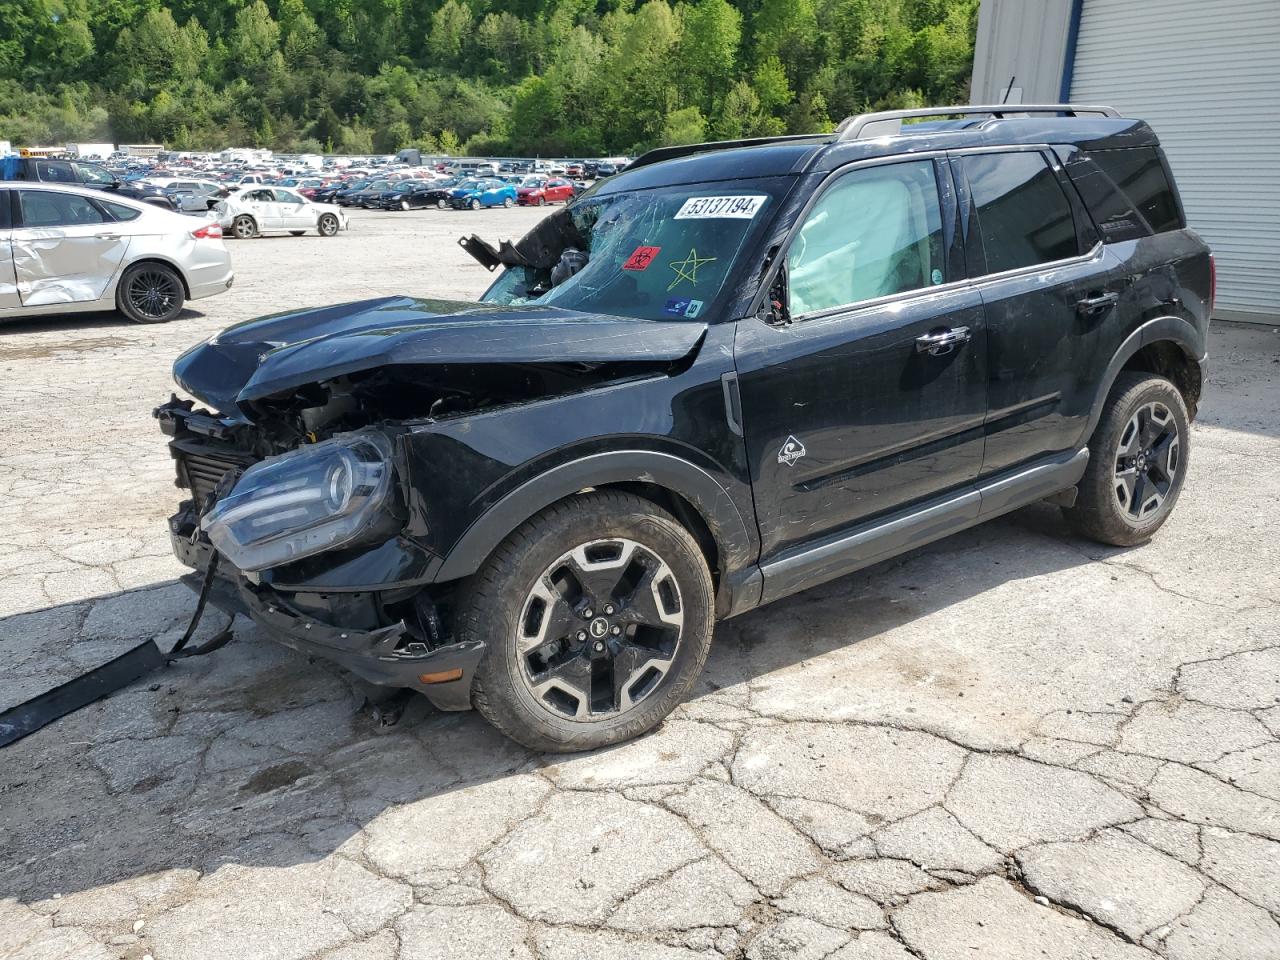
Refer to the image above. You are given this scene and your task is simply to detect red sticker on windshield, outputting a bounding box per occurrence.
[623,246,661,271]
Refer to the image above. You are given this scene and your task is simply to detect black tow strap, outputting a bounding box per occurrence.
[0,555,233,749]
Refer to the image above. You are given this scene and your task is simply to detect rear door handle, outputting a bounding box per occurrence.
[915,326,971,356]
[94,233,120,240]
[1077,291,1119,316]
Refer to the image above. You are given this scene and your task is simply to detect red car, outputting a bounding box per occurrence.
[516,177,575,206]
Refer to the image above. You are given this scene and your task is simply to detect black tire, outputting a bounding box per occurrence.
[537,196,546,207]
[437,199,447,210]
[503,196,514,208]
[400,199,411,211]
[289,230,305,236]
[470,198,481,211]
[231,215,257,240]
[1064,373,1190,547]
[117,262,185,324]
[460,491,714,753]
[318,213,340,237]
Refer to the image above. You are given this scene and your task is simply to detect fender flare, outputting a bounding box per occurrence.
[1084,315,1205,438]
[433,450,758,585]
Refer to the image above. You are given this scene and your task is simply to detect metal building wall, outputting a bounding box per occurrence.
[1069,0,1280,323]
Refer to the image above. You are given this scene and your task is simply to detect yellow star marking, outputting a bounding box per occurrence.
[667,247,717,291]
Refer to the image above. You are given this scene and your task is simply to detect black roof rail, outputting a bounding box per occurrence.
[627,133,828,172]
[834,103,1121,141]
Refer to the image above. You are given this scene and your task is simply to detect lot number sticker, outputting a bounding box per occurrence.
[674,195,767,220]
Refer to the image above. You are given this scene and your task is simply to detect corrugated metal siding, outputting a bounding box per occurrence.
[1071,0,1280,320]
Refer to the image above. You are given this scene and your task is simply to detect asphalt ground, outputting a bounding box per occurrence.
[1,206,1278,960]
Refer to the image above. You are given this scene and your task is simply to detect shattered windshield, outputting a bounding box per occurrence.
[481,179,790,321]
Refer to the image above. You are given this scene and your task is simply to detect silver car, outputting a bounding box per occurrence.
[215,187,347,239]
[0,182,233,324]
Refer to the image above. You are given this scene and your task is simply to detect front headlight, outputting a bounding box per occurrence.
[202,431,394,572]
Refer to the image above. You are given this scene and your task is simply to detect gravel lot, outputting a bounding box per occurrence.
[1,207,1278,960]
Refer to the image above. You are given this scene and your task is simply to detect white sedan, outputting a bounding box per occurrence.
[0,182,232,324]
[214,188,347,240]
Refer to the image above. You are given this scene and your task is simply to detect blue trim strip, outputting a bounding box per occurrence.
[1059,0,1085,101]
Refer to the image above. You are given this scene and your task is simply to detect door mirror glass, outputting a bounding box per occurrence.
[787,160,946,317]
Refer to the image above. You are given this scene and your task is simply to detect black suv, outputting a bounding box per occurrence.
[1,157,177,209]
[155,104,1211,752]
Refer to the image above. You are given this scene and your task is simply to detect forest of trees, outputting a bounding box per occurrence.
[1,0,979,156]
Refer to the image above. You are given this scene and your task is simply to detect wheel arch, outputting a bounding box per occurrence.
[117,255,191,300]
[1085,317,1205,438]
[432,450,759,615]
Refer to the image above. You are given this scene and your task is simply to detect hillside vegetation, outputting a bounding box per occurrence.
[1,0,978,155]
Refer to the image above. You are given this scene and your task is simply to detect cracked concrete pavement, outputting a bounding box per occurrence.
[1,207,1278,959]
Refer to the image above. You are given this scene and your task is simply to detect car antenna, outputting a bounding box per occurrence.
[1001,76,1016,105]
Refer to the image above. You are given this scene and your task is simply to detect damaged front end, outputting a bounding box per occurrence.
[155,293,705,710]
[155,395,484,708]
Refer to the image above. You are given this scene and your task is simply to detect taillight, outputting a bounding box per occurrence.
[1208,254,1216,317]
[191,223,222,240]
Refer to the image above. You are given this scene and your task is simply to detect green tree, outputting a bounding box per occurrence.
[228,1,280,73]
[427,0,473,68]
[678,0,741,113]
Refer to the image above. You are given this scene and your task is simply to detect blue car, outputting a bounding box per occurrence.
[448,177,518,210]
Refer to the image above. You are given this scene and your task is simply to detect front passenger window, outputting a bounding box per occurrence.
[787,160,945,316]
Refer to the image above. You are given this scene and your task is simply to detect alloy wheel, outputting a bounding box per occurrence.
[126,269,179,321]
[1114,401,1180,520]
[516,538,684,721]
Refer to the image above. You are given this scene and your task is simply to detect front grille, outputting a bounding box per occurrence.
[177,450,248,508]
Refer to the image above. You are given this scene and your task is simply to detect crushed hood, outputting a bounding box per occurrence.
[173,295,706,414]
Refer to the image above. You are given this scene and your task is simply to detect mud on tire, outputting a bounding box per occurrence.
[1064,372,1190,547]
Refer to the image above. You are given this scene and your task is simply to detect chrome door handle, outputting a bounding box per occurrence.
[1077,291,1119,316]
[94,233,120,240]
[915,326,971,356]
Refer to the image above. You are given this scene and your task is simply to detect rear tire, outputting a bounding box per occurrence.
[1064,373,1190,547]
[503,196,514,208]
[460,491,714,753]
[470,198,481,211]
[117,262,185,324]
[437,199,447,210]
[318,213,340,237]
[231,215,257,240]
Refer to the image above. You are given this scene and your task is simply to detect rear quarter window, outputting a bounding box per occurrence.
[1067,147,1183,241]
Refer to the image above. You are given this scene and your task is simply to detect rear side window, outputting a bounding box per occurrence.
[0,190,10,228]
[34,161,78,184]
[101,199,142,222]
[1077,147,1183,238]
[961,151,1079,274]
[18,190,109,226]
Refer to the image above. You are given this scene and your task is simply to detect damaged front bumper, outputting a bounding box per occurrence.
[171,514,483,711]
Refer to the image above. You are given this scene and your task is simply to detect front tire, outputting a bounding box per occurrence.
[231,215,257,240]
[117,262,184,324]
[1064,373,1190,546]
[460,491,714,753]
[400,199,411,211]
[317,213,340,237]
